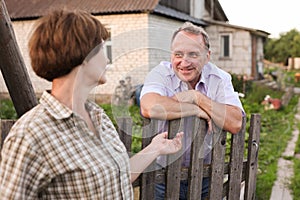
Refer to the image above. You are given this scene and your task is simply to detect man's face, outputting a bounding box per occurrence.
[171,31,210,88]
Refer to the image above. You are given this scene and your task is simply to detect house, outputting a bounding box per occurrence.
[1,0,269,103]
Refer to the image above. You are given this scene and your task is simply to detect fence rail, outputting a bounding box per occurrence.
[0,113,261,200]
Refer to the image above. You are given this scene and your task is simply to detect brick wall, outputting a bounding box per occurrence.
[0,14,151,103]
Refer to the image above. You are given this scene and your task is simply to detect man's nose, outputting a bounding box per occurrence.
[180,57,191,66]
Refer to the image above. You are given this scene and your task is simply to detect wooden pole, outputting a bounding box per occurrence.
[0,0,37,117]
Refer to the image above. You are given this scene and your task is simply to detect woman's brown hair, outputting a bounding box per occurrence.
[29,10,109,81]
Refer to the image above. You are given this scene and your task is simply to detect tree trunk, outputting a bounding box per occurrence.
[0,0,37,117]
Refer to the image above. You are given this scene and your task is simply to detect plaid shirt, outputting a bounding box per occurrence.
[0,91,133,199]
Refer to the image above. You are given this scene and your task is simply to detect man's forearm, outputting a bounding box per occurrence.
[196,92,242,134]
[140,93,205,120]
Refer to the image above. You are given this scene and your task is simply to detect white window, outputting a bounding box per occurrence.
[104,28,112,63]
[220,33,232,58]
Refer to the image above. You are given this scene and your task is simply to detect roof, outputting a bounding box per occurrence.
[4,0,206,26]
[5,0,160,19]
[154,5,207,26]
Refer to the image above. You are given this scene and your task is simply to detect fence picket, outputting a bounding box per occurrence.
[139,118,158,199]
[187,117,206,200]
[165,119,184,199]
[227,117,246,199]
[209,123,227,199]
[244,114,261,200]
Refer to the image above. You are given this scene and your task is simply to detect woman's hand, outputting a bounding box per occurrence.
[150,131,184,155]
[129,131,183,182]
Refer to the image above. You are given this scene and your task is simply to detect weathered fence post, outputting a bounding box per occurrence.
[139,118,158,199]
[165,118,184,199]
[209,123,227,199]
[227,116,246,199]
[244,114,261,199]
[0,0,37,117]
[117,117,132,152]
[187,117,207,200]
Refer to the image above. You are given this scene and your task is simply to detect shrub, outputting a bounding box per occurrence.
[0,99,17,119]
[231,73,253,94]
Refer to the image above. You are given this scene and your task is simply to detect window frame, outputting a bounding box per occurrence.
[103,27,112,64]
[220,33,232,59]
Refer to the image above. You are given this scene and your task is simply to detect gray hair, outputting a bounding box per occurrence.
[171,22,210,50]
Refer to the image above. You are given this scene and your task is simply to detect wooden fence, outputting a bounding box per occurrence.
[0,113,261,200]
[117,114,261,200]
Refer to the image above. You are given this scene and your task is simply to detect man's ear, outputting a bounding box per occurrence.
[205,50,211,64]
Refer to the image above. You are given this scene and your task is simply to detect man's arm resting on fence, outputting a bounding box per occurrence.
[173,90,243,134]
[140,93,210,121]
[129,131,183,183]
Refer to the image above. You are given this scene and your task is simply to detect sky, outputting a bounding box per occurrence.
[218,0,300,38]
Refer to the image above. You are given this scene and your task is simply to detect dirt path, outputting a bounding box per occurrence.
[269,97,300,200]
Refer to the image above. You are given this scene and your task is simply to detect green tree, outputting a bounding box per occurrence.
[264,29,300,64]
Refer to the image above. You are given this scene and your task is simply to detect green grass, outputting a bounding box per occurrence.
[245,92,298,199]
[291,122,300,198]
[291,158,300,198]
[234,76,298,199]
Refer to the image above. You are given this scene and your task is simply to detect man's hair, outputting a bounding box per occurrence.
[171,22,210,50]
[29,9,109,81]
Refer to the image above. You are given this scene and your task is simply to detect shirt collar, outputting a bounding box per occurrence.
[162,61,186,91]
[39,91,103,120]
[40,91,73,119]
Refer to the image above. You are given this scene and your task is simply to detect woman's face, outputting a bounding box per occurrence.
[81,44,110,86]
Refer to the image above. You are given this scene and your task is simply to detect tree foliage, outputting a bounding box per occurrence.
[264,29,300,64]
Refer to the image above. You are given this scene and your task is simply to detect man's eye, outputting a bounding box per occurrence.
[189,52,199,58]
[174,53,183,58]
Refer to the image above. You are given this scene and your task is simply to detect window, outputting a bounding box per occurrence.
[220,34,231,58]
[104,28,112,63]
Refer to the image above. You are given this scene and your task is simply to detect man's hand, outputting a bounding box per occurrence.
[172,90,198,104]
[172,91,212,132]
[195,106,212,132]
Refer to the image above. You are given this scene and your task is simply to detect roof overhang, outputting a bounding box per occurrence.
[203,19,270,37]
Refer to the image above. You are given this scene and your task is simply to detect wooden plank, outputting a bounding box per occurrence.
[165,118,184,200]
[0,1,38,117]
[209,122,227,200]
[187,117,206,200]
[244,114,261,200]
[116,117,132,152]
[227,117,246,199]
[139,118,158,200]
